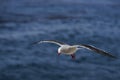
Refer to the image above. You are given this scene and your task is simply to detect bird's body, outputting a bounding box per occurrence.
[58,45,77,55]
[33,40,116,59]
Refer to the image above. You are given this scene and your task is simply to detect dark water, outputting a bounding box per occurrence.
[0,0,120,80]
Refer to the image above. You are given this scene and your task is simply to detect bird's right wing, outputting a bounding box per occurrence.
[32,40,66,46]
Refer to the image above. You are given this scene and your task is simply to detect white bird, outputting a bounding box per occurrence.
[33,40,116,59]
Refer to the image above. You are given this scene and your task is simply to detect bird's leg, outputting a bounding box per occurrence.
[71,54,75,60]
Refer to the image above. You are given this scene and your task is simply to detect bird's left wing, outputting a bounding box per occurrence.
[75,44,116,59]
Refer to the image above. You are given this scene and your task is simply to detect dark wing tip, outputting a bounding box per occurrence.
[104,53,117,59]
[31,41,41,46]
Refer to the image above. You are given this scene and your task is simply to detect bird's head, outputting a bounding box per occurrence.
[58,47,62,55]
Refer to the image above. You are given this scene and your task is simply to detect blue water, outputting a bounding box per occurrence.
[0,0,120,80]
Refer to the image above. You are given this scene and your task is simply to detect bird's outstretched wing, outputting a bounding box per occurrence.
[32,40,65,46]
[76,44,116,58]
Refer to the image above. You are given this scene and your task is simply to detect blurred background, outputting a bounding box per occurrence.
[0,0,120,80]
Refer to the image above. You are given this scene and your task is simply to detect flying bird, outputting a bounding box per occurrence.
[33,40,116,59]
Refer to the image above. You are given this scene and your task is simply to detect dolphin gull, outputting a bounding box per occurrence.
[33,40,116,59]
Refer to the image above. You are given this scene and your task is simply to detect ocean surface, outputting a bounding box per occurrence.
[0,0,120,80]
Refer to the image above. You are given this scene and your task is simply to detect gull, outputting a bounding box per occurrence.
[33,40,116,59]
